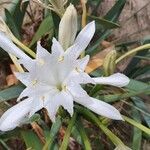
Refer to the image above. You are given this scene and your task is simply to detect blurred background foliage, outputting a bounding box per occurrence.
[0,0,150,149]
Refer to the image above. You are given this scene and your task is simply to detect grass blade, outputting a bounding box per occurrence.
[59,113,77,150]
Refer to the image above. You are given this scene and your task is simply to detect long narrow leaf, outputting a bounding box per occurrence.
[76,118,92,150]
[43,116,62,150]
[132,108,142,150]
[123,115,150,135]
[59,113,77,150]
[0,84,25,102]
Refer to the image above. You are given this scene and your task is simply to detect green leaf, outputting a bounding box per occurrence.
[0,128,21,139]
[5,9,21,39]
[0,139,11,150]
[29,15,54,47]
[132,108,142,150]
[91,0,103,15]
[0,84,25,102]
[76,105,125,147]
[21,130,43,150]
[124,50,148,76]
[76,118,92,150]
[89,85,103,97]
[100,86,150,103]
[59,113,77,150]
[43,116,62,150]
[132,97,150,128]
[89,15,120,29]
[104,0,126,22]
[123,115,150,135]
[86,0,126,55]
[24,114,41,124]
[71,126,83,145]
[126,79,149,92]
[12,1,29,31]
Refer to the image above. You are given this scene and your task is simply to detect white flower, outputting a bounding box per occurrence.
[0,21,130,131]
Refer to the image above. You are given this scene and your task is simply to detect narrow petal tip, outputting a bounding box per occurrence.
[93,73,130,87]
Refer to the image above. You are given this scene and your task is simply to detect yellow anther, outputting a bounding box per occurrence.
[62,84,67,91]
[75,67,82,73]
[32,79,38,86]
[38,59,45,65]
[58,56,64,62]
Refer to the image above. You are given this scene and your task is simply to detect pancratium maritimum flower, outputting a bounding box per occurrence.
[0,8,130,132]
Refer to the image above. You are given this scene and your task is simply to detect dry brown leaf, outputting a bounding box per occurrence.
[6,64,18,86]
[31,122,45,144]
[6,74,18,86]
[101,40,112,48]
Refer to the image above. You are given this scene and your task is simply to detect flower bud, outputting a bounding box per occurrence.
[103,50,117,76]
[58,4,77,50]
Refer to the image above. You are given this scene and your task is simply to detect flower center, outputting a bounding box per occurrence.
[56,84,67,91]
[32,79,38,86]
[58,56,64,62]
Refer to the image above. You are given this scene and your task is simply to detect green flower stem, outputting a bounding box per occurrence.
[115,44,150,64]
[9,54,24,73]
[59,112,77,150]
[11,34,36,58]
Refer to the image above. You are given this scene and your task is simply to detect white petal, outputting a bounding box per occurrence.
[0,32,30,60]
[67,71,95,84]
[45,102,58,122]
[77,55,90,71]
[54,55,76,83]
[59,91,74,117]
[36,41,51,59]
[77,72,95,84]
[18,58,36,72]
[65,21,95,59]
[75,21,95,47]
[0,99,32,131]
[46,91,74,122]
[29,97,44,117]
[17,84,54,101]
[45,92,60,122]
[75,97,123,120]
[29,89,58,117]
[51,38,64,57]
[93,73,130,87]
[14,72,31,86]
[67,83,89,98]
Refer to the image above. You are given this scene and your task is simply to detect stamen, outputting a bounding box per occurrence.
[32,79,38,86]
[75,67,82,73]
[38,59,45,65]
[58,55,64,62]
[62,84,67,91]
